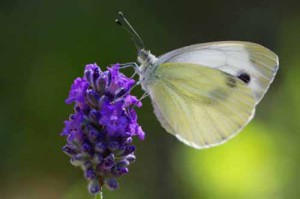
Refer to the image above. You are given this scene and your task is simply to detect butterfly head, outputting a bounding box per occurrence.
[115,12,158,72]
[138,49,157,64]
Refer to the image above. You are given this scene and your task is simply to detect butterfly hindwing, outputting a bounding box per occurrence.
[147,62,256,148]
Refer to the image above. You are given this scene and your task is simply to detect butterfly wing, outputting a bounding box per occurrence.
[157,41,279,103]
[146,62,256,148]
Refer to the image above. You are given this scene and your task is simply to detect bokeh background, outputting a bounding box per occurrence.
[1,0,299,198]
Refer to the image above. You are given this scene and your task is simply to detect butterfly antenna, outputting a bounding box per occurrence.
[115,12,145,53]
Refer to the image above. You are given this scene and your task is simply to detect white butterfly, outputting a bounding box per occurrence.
[116,12,279,149]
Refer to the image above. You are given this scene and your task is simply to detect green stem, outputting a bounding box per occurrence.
[94,192,103,199]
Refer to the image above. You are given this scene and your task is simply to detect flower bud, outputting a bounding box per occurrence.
[95,75,107,96]
[67,132,84,145]
[104,178,119,191]
[125,137,132,144]
[89,109,100,125]
[62,145,78,156]
[102,154,115,170]
[120,145,135,156]
[70,156,83,167]
[116,159,129,168]
[81,143,93,154]
[85,89,99,107]
[126,154,136,163]
[88,130,99,143]
[84,69,93,86]
[108,141,119,151]
[115,87,126,98]
[88,179,100,194]
[95,142,106,153]
[81,161,93,170]
[93,154,103,165]
[85,168,96,180]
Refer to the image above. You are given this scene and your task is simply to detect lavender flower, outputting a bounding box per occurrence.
[61,63,145,195]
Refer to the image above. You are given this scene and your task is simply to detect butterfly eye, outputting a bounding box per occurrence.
[238,73,251,84]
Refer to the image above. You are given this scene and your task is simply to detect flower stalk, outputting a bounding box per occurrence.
[94,192,103,199]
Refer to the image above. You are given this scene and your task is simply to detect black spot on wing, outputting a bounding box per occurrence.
[238,73,251,84]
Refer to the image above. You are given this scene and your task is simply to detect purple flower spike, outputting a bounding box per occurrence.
[61,63,145,195]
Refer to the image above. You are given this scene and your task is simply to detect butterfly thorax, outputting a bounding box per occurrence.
[138,49,159,91]
[138,49,157,68]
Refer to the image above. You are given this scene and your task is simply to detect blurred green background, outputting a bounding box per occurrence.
[1,0,299,198]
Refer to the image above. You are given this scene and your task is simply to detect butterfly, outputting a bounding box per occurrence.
[115,12,279,149]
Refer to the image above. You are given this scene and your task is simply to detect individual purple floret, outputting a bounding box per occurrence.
[61,63,145,195]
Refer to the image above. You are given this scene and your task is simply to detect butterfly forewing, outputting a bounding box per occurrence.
[147,62,256,148]
[157,41,279,103]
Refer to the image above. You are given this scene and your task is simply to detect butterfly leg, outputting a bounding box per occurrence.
[120,62,139,71]
[120,62,141,78]
[139,92,149,101]
[130,71,138,79]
